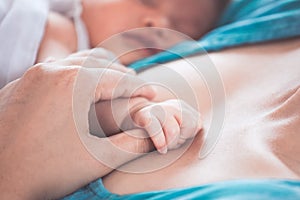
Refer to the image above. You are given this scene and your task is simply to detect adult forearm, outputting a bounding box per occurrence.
[0,129,154,200]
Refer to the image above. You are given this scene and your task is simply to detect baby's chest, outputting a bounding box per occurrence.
[226,68,300,176]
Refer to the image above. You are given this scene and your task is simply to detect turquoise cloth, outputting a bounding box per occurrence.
[63,0,300,199]
[63,179,300,200]
[129,0,300,71]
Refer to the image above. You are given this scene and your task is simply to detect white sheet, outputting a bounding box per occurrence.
[0,0,49,88]
[0,0,89,89]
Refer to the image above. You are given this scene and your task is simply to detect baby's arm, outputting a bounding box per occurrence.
[92,97,202,154]
[37,12,77,63]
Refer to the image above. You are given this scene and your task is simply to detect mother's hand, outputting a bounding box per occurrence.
[0,55,155,199]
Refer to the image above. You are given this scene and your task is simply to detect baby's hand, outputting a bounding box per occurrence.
[131,99,202,154]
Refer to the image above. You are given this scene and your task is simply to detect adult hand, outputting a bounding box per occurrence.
[0,56,155,200]
[48,47,135,74]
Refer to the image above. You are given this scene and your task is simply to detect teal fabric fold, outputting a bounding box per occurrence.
[63,179,300,200]
[130,0,300,71]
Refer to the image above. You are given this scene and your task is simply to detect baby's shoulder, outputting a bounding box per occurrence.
[37,12,77,62]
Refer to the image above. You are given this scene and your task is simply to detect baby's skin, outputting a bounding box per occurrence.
[37,0,229,64]
[126,98,202,154]
[94,97,202,154]
[68,48,203,154]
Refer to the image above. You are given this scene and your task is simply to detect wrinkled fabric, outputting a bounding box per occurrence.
[0,0,49,88]
[63,179,300,200]
[0,0,89,88]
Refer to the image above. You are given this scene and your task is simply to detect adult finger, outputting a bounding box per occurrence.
[69,48,117,61]
[73,68,156,110]
[161,117,181,149]
[80,129,155,171]
[96,69,156,101]
[52,57,135,74]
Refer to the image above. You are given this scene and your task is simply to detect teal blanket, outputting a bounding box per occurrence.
[64,179,300,200]
[130,0,300,71]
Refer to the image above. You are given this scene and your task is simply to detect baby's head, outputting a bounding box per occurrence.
[81,0,229,64]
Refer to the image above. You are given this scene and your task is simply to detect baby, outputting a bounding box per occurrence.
[71,48,203,155]
[38,0,228,64]
[37,0,228,153]
[92,94,203,154]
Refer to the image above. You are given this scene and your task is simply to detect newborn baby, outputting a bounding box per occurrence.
[38,0,229,64]
[71,49,203,154]
[36,0,228,153]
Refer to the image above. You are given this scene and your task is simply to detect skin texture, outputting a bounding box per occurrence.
[37,0,229,64]
[102,38,300,194]
[1,21,299,200]
[81,0,225,46]
[69,51,203,155]
[93,97,202,154]
[0,52,159,199]
[0,49,202,199]
[81,0,228,64]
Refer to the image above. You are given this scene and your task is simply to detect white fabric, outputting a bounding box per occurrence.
[0,0,49,88]
[0,0,90,88]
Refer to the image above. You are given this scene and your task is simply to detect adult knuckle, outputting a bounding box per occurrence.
[23,64,47,83]
[42,66,80,88]
[57,67,80,86]
[65,57,84,66]
[93,47,115,59]
[83,57,100,68]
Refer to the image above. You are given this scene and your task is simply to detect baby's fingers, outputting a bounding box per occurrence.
[133,110,167,154]
[170,100,202,139]
[161,117,180,149]
[148,117,168,154]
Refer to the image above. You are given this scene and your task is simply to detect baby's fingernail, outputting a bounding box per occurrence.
[159,147,167,154]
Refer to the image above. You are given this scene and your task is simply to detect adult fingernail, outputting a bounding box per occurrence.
[127,68,137,75]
